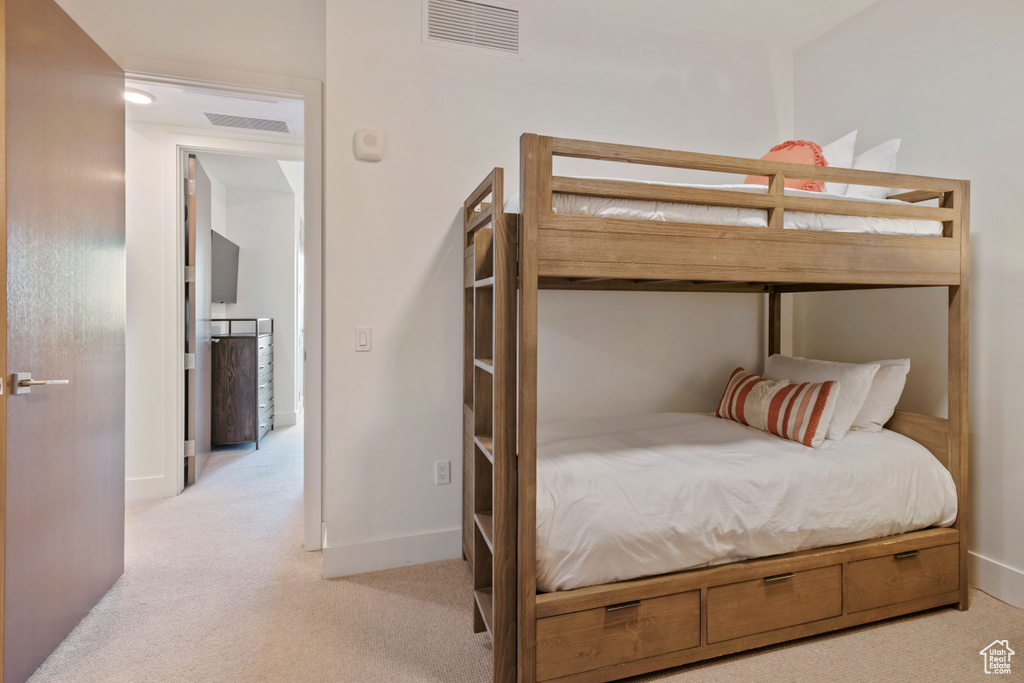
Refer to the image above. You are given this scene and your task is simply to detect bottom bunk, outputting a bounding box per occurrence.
[534,412,956,593]
[527,408,961,682]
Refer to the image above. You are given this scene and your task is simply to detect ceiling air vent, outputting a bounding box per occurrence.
[204,113,290,134]
[423,0,520,58]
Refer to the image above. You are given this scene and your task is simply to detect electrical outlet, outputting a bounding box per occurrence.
[435,459,451,485]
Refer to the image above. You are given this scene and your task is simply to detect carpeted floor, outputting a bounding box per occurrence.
[29,423,1024,682]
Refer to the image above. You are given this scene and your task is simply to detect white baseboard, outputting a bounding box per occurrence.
[274,411,298,427]
[125,474,176,502]
[322,528,462,578]
[970,551,1024,608]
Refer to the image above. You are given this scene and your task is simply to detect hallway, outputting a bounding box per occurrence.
[29,425,490,682]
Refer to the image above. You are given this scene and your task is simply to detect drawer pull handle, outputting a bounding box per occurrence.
[894,550,921,560]
[605,601,642,612]
[764,573,795,583]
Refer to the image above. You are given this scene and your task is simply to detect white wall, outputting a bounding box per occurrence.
[322,0,791,574]
[55,0,325,81]
[125,121,302,500]
[792,0,1024,606]
[218,188,301,425]
[124,125,179,493]
[279,160,306,415]
[539,291,765,422]
[209,174,227,244]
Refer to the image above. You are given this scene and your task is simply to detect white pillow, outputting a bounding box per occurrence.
[763,354,880,441]
[850,358,910,432]
[820,130,857,196]
[845,138,901,200]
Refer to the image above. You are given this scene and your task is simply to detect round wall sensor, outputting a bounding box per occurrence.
[354,128,386,162]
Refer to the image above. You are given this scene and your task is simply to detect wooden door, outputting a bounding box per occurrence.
[1,0,126,680]
[185,155,212,485]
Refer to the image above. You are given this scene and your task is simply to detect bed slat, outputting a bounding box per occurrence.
[549,137,960,193]
[551,177,954,222]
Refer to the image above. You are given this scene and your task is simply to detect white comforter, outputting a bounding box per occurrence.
[505,181,942,236]
[535,412,958,592]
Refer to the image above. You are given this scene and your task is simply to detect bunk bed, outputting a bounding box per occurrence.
[462,134,969,683]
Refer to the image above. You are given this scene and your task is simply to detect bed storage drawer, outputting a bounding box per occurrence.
[846,543,959,613]
[536,590,700,681]
[707,565,841,643]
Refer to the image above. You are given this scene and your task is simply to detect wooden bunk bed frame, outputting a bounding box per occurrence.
[462,134,969,683]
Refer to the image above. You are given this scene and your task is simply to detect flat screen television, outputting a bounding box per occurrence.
[211,230,239,304]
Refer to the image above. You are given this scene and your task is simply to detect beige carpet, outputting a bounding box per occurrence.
[29,424,1024,682]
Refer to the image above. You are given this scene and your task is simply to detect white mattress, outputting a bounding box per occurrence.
[535,412,958,592]
[505,181,942,236]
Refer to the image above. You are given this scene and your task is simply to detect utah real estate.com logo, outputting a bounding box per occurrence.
[980,640,1014,675]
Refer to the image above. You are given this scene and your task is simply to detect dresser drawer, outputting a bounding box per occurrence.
[256,395,272,417]
[257,358,274,379]
[536,590,700,681]
[257,338,273,357]
[707,565,841,643]
[846,544,959,613]
[258,380,274,409]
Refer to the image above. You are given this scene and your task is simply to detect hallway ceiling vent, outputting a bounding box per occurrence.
[204,113,290,134]
[423,0,520,59]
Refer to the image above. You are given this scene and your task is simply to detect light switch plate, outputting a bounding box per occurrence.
[355,326,372,352]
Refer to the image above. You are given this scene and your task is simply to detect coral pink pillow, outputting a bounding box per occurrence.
[745,140,828,192]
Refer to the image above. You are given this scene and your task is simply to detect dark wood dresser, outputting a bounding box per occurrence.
[211,318,274,448]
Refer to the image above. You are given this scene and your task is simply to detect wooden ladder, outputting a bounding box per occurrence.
[463,169,518,682]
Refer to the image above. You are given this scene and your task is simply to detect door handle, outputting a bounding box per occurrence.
[13,372,70,395]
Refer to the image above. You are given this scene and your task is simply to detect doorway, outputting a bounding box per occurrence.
[123,75,323,551]
[189,150,306,473]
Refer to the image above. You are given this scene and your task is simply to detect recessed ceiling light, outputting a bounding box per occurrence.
[124,88,155,105]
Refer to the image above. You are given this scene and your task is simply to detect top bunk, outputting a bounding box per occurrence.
[466,134,970,294]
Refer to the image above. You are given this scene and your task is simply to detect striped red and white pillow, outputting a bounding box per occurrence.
[715,367,840,448]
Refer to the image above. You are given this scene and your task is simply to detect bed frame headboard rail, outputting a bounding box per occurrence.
[885,410,950,470]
